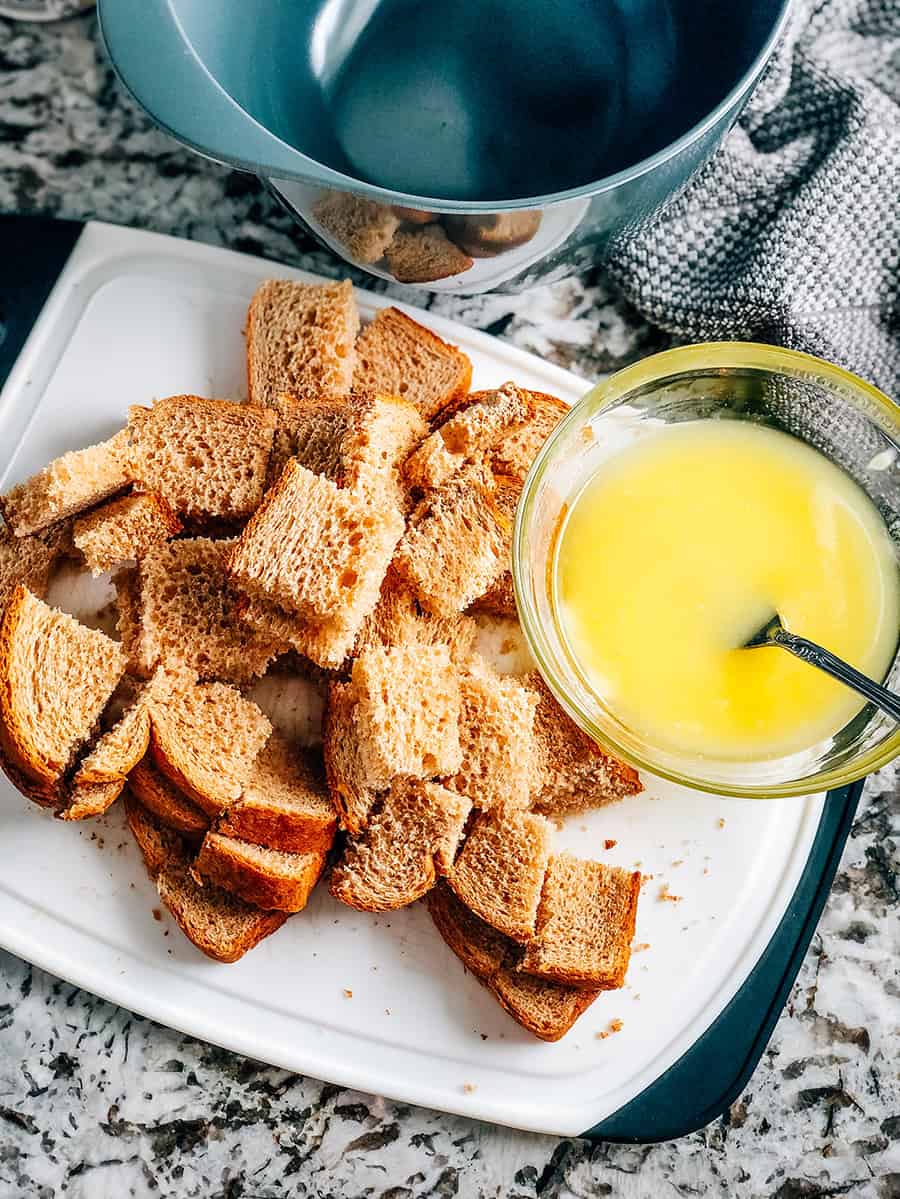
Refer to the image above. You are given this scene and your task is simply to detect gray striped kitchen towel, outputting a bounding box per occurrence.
[607,0,900,397]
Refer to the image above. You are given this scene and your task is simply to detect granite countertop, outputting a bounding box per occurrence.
[0,13,898,1198]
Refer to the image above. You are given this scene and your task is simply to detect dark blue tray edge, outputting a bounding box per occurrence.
[0,215,84,393]
[584,780,863,1143]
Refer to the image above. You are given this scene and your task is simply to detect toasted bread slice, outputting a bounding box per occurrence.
[73,491,182,575]
[136,538,282,683]
[426,883,600,1042]
[125,795,287,962]
[351,642,462,789]
[527,674,642,814]
[403,384,528,491]
[393,464,509,617]
[448,655,537,810]
[128,757,210,835]
[385,225,474,284]
[469,474,521,618]
[312,191,400,263]
[489,391,569,483]
[448,808,552,942]
[353,307,471,421]
[193,832,326,912]
[520,854,641,989]
[228,459,403,629]
[216,734,336,854]
[330,778,470,911]
[0,524,69,622]
[246,279,359,407]
[127,396,277,524]
[0,430,131,537]
[0,586,126,792]
[149,678,271,816]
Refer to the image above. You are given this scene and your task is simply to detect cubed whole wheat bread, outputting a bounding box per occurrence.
[489,391,569,483]
[350,642,462,790]
[0,524,69,619]
[469,473,521,618]
[246,279,359,407]
[448,808,552,942]
[237,593,354,673]
[322,679,375,835]
[520,853,641,989]
[193,831,326,913]
[267,393,348,488]
[385,225,474,284]
[354,568,477,665]
[128,757,209,836]
[330,777,470,911]
[215,733,336,855]
[149,677,272,816]
[426,883,600,1042]
[403,384,528,491]
[394,464,510,617]
[0,586,126,792]
[312,191,400,263]
[353,308,471,422]
[60,673,165,821]
[448,655,537,811]
[127,396,276,524]
[125,794,287,962]
[339,393,427,511]
[113,566,144,676]
[135,537,283,683]
[0,430,131,537]
[526,673,642,814]
[73,491,182,576]
[444,211,542,257]
[228,459,403,630]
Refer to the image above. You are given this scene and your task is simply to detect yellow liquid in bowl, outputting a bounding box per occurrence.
[554,421,900,761]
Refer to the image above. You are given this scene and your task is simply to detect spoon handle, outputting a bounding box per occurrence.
[774,630,900,722]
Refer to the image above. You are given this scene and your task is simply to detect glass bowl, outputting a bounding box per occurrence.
[512,343,900,798]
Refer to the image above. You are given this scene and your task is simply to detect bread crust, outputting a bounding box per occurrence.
[192,833,326,913]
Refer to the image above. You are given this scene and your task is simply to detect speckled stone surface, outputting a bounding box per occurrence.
[0,13,898,1198]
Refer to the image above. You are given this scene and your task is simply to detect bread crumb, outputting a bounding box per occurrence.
[604,839,617,850]
[343,988,353,998]
[632,942,650,953]
[632,993,641,1001]
[640,873,654,887]
[385,1008,391,1016]
[671,859,684,867]
[632,859,642,868]
[152,908,163,922]
[658,883,682,903]
[717,817,726,829]
[463,1082,477,1094]
[703,866,711,876]
[580,425,595,444]
[595,1019,624,1040]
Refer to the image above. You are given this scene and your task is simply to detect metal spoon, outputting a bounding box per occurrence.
[743,613,900,721]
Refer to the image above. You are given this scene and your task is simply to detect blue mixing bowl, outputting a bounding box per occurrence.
[99,0,789,294]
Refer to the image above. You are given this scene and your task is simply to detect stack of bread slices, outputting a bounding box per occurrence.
[0,279,643,1040]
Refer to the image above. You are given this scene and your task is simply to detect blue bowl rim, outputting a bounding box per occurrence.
[98,0,793,213]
